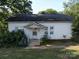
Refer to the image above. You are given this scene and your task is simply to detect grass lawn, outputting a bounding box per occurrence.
[0,47,79,59]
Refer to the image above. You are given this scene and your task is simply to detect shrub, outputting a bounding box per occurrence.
[71,35,79,43]
[0,30,28,48]
[40,34,49,45]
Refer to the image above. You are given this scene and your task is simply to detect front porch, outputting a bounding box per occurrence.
[24,22,48,46]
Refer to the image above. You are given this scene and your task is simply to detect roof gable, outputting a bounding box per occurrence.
[24,22,47,29]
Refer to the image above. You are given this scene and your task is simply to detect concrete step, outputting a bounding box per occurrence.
[29,40,40,47]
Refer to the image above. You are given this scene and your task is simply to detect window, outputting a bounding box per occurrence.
[50,31,54,35]
[50,26,53,29]
[33,31,37,36]
[15,27,24,31]
[45,27,48,30]
[45,31,48,35]
[15,27,18,31]
[63,35,66,38]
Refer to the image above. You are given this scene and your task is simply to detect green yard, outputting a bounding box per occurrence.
[0,48,79,59]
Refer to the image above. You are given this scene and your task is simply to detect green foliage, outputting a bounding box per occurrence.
[0,0,32,14]
[64,3,79,16]
[0,48,78,59]
[45,9,57,14]
[38,9,57,14]
[0,30,28,48]
[71,34,79,43]
[38,11,47,14]
[64,3,79,42]
[0,8,10,32]
[0,0,32,33]
[40,35,49,45]
[63,0,79,8]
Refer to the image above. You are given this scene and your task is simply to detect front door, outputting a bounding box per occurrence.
[29,30,40,46]
[32,30,38,39]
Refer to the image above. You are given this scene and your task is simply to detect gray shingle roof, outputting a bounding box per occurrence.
[7,14,72,21]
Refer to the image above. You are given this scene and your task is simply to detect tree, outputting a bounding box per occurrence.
[0,0,32,32]
[38,9,57,14]
[0,6,10,32]
[0,0,32,47]
[71,3,79,41]
[38,11,47,14]
[64,0,79,8]
[64,3,79,42]
[0,0,32,14]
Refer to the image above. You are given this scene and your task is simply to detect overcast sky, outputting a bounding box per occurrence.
[30,0,65,14]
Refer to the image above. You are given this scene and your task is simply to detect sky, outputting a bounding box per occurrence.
[30,0,65,14]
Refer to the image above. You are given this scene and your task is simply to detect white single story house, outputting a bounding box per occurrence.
[7,14,72,46]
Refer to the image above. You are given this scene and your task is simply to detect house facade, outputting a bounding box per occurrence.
[8,14,72,40]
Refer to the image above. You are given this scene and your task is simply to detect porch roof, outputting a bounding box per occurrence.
[24,22,47,29]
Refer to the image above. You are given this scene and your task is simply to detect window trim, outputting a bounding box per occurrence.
[50,26,54,29]
[45,31,48,35]
[50,31,54,35]
[33,31,37,36]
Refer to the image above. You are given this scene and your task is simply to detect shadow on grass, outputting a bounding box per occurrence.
[59,49,79,59]
[41,39,79,47]
[0,39,79,59]
[0,47,78,59]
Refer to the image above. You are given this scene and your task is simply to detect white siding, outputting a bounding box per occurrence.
[40,22,72,39]
[8,21,72,40]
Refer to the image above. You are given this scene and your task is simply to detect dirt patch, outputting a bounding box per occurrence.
[65,45,79,51]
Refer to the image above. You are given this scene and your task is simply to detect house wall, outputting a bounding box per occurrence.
[8,21,72,40]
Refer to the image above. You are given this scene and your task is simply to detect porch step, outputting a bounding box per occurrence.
[29,39,40,47]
